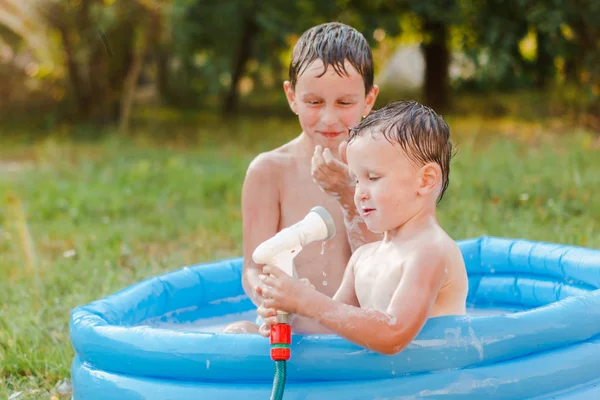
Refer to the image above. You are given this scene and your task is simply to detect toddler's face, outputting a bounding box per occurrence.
[285,59,377,150]
[347,132,419,233]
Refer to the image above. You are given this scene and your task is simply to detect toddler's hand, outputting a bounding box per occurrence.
[299,277,315,289]
[257,303,279,338]
[259,265,316,315]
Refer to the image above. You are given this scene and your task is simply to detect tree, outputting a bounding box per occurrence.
[26,0,170,124]
[407,1,462,111]
[175,0,402,115]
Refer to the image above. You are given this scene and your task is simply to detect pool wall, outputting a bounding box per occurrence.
[70,236,600,399]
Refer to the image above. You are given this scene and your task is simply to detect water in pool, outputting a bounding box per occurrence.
[140,304,523,333]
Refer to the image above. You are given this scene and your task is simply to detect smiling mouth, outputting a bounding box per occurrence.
[320,131,344,138]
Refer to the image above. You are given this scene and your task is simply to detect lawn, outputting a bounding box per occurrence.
[1,111,599,398]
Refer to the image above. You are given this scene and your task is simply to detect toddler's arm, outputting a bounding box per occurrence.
[241,154,281,307]
[257,246,363,336]
[262,245,447,355]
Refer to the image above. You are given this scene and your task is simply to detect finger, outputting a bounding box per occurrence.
[263,316,279,326]
[339,140,348,164]
[311,163,327,182]
[316,148,343,177]
[312,147,335,180]
[263,297,277,308]
[257,305,277,318]
[259,324,270,338]
[312,145,325,168]
[260,284,276,298]
[322,147,335,166]
[259,273,279,288]
[322,148,344,171]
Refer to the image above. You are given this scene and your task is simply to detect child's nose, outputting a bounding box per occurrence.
[358,186,369,201]
[320,105,337,126]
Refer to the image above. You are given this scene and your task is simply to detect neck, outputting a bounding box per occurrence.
[382,203,438,243]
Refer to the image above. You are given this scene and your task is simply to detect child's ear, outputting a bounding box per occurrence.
[417,162,441,197]
[362,84,379,116]
[283,81,298,115]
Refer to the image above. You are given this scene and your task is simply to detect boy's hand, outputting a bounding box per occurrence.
[258,265,316,315]
[311,144,354,199]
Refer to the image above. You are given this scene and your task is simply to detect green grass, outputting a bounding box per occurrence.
[0,112,599,398]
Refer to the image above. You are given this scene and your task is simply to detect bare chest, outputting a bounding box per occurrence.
[354,254,405,311]
[278,166,352,297]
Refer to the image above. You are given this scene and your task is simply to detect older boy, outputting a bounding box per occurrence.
[256,101,469,355]
[236,23,381,316]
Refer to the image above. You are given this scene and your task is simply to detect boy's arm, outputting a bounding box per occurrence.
[312,145,381,251]
[241,154,281,307]
[262,247,446,355]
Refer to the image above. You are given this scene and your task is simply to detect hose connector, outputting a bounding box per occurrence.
[270,323,291,361]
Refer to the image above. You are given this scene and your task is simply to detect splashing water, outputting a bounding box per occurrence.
[320,242,329,287]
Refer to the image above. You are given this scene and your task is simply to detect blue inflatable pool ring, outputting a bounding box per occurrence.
[69,236,600,399]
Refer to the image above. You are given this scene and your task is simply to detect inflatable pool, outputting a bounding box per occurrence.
[70,236,600,399]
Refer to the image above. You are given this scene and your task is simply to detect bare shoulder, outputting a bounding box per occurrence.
[246,146,292,177]
[410,230,463,273]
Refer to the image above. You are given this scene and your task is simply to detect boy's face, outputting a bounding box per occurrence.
[284,60,378,150]
[347,132,419,233]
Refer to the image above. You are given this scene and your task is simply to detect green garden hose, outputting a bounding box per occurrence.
[269,316,291,400]
[270,360,287,400]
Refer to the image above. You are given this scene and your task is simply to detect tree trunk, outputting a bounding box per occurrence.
[155,46,170,104]
[119,12,159,133]
[222,14,258,115]
[56,23,89,117]
[422,19,450,111]
[535,31,554,89]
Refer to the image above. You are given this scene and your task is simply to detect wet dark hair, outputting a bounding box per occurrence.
[349,101,454,202]
[289,22,374,94]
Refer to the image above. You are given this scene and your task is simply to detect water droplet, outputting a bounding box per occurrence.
[322,281,328,286]
[322,271,327,276]
[206,360,210,369]
[320,241,326,256]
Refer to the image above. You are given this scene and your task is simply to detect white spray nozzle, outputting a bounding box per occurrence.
[252,206,336,276]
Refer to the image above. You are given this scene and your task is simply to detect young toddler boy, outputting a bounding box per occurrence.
[223,23,382,334]
[255,100,469,355]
